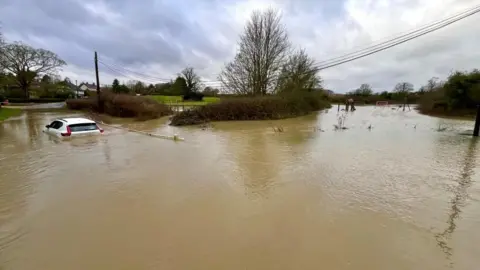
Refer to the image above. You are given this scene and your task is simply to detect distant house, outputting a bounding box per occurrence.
[78,83,97,96]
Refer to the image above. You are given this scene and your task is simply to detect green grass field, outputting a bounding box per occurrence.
[0,107,23,121]
[149,95,220,106]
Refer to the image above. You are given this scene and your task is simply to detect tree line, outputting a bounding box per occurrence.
[348,78,445,96]
[330,69,479,116]
[107,67,221,97]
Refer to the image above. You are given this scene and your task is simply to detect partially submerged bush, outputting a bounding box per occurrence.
[66,91,172,120]
[170,92,330,126]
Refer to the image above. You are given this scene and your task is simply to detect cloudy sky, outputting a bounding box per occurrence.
[1,0,479,93]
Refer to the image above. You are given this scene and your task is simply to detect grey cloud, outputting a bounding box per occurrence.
[1,0,478,92]
[0,0,233,74]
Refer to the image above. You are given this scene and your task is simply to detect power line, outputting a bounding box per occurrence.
[310,4,480,66]
[99,62,165,84]
[312,5,480,71]
[100,63,159,84]
[98,60,173,82]
[100,60,224,86]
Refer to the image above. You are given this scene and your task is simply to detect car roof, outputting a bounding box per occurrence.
[56,117,96,125]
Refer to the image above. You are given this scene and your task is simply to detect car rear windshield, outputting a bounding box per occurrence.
[68,123,99,132]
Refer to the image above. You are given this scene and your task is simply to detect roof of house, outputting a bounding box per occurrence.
[79,83,97,89]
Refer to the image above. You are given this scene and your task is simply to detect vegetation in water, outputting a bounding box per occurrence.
[66,91,172,120]
[170,92,330,126]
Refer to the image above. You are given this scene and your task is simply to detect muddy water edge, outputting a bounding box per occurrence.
[1,107,480,270]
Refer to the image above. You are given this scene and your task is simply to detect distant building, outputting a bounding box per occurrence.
[78,83,97,96]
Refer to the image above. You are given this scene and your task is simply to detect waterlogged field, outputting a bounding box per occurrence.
[1,106,480,270]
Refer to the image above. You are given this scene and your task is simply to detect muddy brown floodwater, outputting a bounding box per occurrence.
[1,107,480,270]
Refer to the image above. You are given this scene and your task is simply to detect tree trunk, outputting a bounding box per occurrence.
[21,85,29,100]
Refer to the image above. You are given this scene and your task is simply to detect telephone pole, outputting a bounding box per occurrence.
[94,51,102,111]
[473,105,480,137]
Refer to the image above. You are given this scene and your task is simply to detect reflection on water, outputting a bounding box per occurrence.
[436,138,478,265]
[1,108,480,270]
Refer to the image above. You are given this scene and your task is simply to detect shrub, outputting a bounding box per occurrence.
[66,91,172,120]
[170,92,330,126]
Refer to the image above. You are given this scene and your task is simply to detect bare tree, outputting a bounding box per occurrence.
[276,49,321,93]
[126,80,137,89]
[133,81,145,94]
[423,76,445,92]
[0,42,66,98]
[393,82,414,95]
[180,67,202,93]
[219,9,290,95]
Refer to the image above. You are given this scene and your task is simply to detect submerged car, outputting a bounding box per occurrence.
[44,117,104,138]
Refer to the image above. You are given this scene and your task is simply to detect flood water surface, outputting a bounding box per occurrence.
[1,107,480,269]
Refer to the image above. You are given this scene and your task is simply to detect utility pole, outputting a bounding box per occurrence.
[473,105,480,137]
[94,51,102,111]
[75,80,78,99]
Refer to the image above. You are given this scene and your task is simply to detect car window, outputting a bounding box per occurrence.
[49,121,63,129]
[68,123,98,132]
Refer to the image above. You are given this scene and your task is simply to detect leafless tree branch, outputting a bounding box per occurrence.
[219,9,290,95]
[276,48,321,93]
[0,42,66,98]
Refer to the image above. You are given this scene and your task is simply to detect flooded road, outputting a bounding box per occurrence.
[1,106,480,269]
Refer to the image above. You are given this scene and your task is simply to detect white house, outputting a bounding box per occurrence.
[78,83,97,97]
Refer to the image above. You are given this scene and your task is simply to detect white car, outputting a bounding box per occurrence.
[44,117,104,138]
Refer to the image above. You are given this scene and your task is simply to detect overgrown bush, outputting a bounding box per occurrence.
[66,91,172,120]
[170,92,330,126]
[417,69,480,117]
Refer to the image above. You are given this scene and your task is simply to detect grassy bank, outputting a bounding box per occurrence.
[170,93,330,126]
[0,107,23,121]
[66,92,172,120]
[149,95,220,106]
